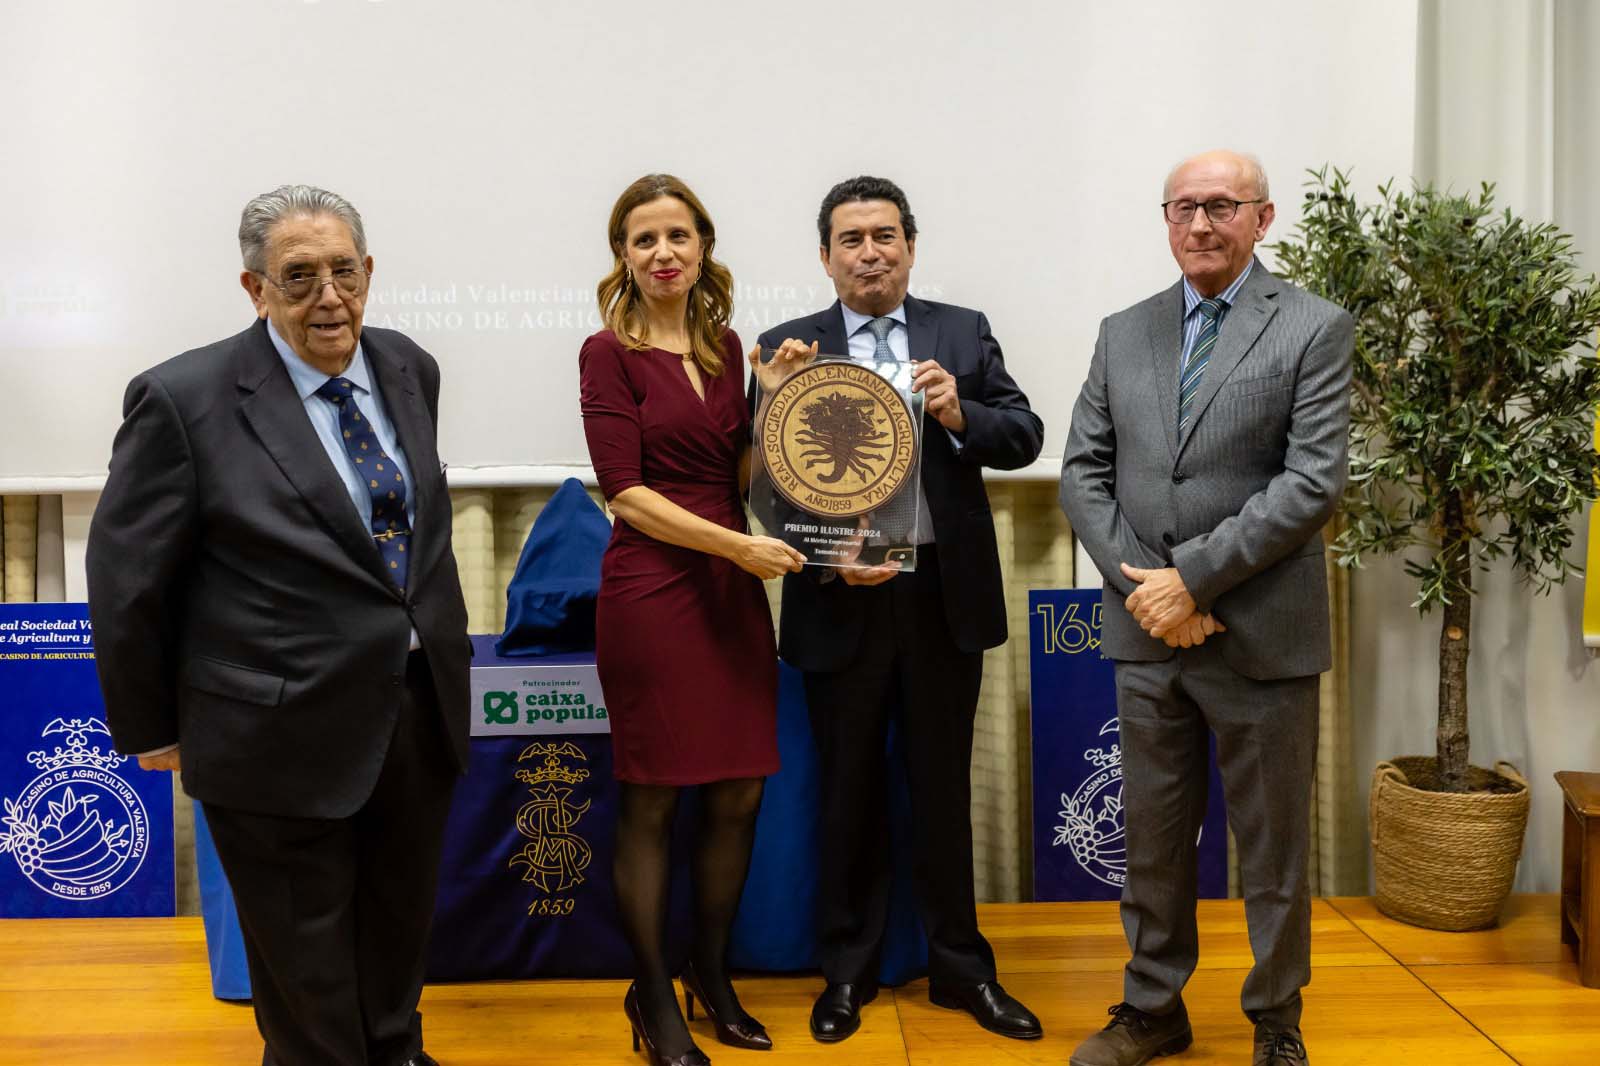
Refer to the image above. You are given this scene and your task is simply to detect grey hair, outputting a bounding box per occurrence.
[1163,152,1270,201]
[238,184,367,274]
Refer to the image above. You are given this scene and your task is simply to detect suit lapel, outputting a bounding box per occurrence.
[235,320,391,584]
[815,301,847,355]
[904,294,940,366]
[365,331,439,567]
[1176,266,1280,455]
[1145,281,1185,460]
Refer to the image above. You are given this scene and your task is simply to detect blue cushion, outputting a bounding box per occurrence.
[496,479,611,658]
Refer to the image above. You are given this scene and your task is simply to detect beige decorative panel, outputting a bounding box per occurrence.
[3,495,39,602]
[974,482,1074,902]
[450,490,499,634]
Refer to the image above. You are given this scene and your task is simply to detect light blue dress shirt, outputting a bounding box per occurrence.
[1179,259,1255,375]
[841,301,910,364]
[839,301,943,545]
[268,319,419,530]
[268,318,420,650]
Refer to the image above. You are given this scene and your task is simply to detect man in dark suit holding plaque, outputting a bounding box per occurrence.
[1060,151,1352,1066]
[756,175,1045,1043]
[87,185,468,1066]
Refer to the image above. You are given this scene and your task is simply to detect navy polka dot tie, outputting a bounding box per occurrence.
[315,377,411,591]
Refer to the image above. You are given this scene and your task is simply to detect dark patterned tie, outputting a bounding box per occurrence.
[1178,298,1224,434]
[315,377,411,590]
[866,316,896,362]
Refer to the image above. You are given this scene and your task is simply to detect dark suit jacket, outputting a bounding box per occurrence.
[757,296,1044,671]
[87,319,471,819]
[1059,263,1353,680]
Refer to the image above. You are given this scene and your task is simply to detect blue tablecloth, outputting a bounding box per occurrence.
[194,644,926,998]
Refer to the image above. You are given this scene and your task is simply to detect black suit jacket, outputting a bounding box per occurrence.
[756,296,1043,671]
[87,319,471,819]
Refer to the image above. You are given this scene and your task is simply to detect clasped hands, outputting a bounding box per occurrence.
[1120,563,1226,648]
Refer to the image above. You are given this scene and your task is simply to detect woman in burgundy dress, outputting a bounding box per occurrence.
[579,174,806,1066]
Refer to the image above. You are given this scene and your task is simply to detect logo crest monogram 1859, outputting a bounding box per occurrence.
[509,741,592,914]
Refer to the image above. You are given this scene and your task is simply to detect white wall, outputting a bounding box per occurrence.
[0,0,1416,488]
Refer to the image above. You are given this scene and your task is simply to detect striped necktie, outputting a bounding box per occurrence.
[1178,298,1224,434]
[315,377,412,591]
[866,316,896,362]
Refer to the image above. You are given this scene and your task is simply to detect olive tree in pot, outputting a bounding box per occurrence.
[1274,169,1600,930]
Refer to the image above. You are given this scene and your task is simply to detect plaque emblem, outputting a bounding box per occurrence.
[759,361,917,518]
[0,717,150,902]
[1053,717,1126,888]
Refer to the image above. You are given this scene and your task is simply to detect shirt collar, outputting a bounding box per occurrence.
[267,317,371,401]
[841,301,908,337]
[1181,257,1255,319]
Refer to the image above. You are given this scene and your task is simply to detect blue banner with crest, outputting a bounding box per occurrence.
[1029,589,1228,901]
[0,603,175,918]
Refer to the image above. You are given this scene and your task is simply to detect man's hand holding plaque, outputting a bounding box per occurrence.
[911,358,966,434]
[834,515,901,586]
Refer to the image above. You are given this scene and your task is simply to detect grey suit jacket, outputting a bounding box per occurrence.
[1059,261,1353,680]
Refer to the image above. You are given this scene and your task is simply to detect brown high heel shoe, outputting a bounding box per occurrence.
[681,961,773,1051]
[624,982,711,1066]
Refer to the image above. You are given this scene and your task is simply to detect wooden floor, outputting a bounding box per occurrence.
[2,896,1594,1064]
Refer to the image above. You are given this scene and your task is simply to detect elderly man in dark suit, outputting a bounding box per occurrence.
[87,185,469,1066]
[756,175,1044,1045]
[1060,151,1353,1066]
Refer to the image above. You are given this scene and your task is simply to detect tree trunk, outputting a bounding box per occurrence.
[1437,491,1472,792]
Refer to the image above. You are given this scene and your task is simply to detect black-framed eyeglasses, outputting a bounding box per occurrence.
[260,266,368,302]
[1161,198,1265,225]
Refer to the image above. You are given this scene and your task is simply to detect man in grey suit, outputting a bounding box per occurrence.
[1060,151,1352,1066]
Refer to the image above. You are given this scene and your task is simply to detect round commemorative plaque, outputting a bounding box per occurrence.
[759,360,917,519]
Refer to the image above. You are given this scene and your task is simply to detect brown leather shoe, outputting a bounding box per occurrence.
[1069,1002,1192,1066]
[1253,1022,1309,1065]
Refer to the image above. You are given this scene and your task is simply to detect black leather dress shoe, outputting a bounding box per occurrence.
[810,981,878,1043]
[400,1053,441,1066]
[928,979,1043,1040]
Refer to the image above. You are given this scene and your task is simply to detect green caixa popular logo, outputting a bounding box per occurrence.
[483,690,520,725]
[483,689,608,727]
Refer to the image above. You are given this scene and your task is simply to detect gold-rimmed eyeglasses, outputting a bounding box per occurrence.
[260,266,368,302]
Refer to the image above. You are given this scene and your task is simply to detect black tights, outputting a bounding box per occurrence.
[613,776,765,1057]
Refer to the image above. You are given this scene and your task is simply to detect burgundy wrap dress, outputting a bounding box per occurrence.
[578,329,780,785]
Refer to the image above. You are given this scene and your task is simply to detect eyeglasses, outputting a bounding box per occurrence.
[260,266,368,302]
[1162,198,1265,225]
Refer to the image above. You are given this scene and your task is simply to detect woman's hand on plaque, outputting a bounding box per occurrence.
[734,534,806,580]
[748,339,818,394]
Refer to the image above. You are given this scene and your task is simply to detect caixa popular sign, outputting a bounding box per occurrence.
[469,636,610,737]
[0,604,175,917]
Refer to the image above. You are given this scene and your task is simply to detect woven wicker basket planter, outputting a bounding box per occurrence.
[1370,756,1529,931]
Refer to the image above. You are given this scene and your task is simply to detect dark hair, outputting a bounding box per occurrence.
[816,175,918,247]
